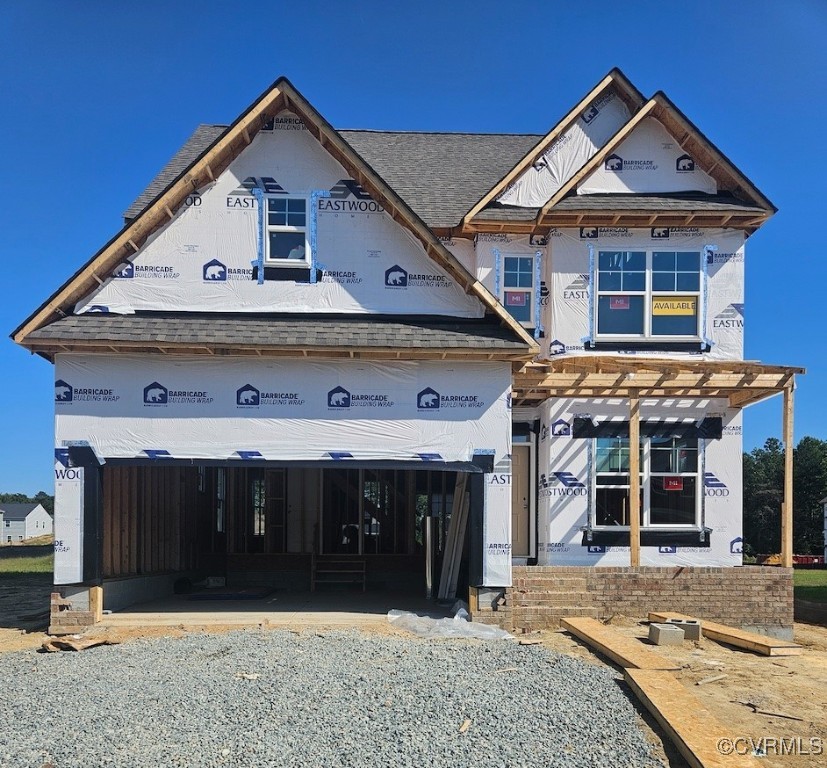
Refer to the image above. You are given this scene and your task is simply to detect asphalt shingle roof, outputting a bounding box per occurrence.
[123,125,542,228]
[28,314,530,351]
[0,503,43,520]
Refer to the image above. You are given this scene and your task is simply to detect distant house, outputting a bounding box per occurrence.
[0,503,53,543]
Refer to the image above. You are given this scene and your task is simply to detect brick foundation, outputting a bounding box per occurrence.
[49,591,96,635]
[472,566,794,637]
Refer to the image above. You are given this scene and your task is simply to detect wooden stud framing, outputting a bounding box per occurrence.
[629,392,641,568]
[782,382,794,568]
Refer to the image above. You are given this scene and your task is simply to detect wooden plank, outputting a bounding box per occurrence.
[561,617,681,670]
[625,668,762,768]
[648,612,802,656]
[781,384,794,568]
[629,393,641,567]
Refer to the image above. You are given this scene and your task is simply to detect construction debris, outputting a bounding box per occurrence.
[41,636,119,653]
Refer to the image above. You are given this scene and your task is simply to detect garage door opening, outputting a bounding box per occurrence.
[100,463,473,617]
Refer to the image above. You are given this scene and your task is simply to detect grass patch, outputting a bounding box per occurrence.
[0,545,53,575]
[794,568,827,603]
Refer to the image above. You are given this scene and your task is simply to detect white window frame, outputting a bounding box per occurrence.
[594,250,702,342]
[501,253,536,328]
[591,436,701,531]
[264,195,310,266]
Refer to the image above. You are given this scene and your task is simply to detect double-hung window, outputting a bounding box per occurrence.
[502,255,535,327]
[596,251,701,339]
[593,436,700,529]
[266,197,309,264]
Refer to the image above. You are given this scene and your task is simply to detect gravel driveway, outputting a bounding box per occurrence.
[0,629,666,767]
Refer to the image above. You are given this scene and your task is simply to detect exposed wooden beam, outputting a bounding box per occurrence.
[782,382,795,568]
[629,392,641,568]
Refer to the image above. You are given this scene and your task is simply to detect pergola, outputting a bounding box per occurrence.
[512,356,804,568]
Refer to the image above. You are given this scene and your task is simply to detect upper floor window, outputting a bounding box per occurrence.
[502,255,535,327]
[266,197,308,264]
[596,251,701,339]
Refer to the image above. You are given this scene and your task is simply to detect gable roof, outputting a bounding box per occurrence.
[0,503,47,521]
[124,127,542,229]
[462,68,646,225]
[536,92,776,222]
[14,77,538,353]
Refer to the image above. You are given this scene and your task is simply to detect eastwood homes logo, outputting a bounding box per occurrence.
[327,386,393,410]
[318,180,384,213]
[143,381,213,406]
[676,154,695,172]
[236,384,305,408]
[226,176,286,208]
[416,387,484,411]
[713,304,744,329]
[384,264,451,289]
[202,259,253,282]
[579,227,633,239]
[55,379,119,404]
[604,154,658,172]
[563,274,589,300]
[704,472,730,497]
[539,471,587,498]
[321,270,362,285]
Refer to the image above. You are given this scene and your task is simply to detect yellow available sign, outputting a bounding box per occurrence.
[652,296,696,315]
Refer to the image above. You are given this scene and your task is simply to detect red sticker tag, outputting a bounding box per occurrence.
[663,477,683,491]
[506,292,527,306]
[610,296,630,310]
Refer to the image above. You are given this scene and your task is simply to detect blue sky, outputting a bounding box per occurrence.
[1,1,825,495]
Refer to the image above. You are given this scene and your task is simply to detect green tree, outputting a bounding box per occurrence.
[743,438,783,554]
[792,437,827,554]
[743,436,827,556]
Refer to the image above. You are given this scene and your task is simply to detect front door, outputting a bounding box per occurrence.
[511,445,530,557]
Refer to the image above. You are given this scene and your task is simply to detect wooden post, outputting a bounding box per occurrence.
[89,585,103,623]
[629,392,641,568]
[781,383,794,568]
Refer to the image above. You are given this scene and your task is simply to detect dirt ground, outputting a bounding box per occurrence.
[538,617,827,768]
[1,581,825,767]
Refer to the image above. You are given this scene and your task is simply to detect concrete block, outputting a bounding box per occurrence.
[649,622,685,646]
[667,618,702,641]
